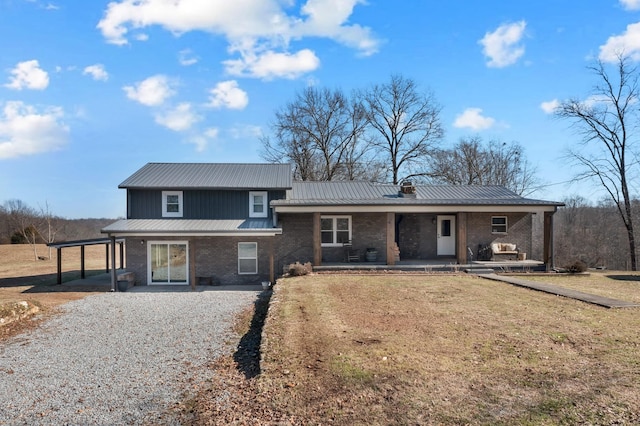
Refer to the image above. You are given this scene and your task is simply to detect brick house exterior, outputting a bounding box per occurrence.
[103,163,563,287]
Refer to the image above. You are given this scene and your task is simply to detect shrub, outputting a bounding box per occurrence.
[287,261,312,276]
[565,260,588,273]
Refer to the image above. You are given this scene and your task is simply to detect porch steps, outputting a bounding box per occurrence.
[465,268,495,274]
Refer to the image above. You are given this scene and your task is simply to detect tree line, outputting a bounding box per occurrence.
[260,74,537,194]
[0,199,116,259]
[263,56,640,270]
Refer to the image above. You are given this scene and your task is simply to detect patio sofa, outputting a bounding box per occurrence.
[490,243,519,260]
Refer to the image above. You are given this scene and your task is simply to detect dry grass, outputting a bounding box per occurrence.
[183,273,640,425]
[0,244,109,340]
[514,270,640,303]
[0,243,111,288]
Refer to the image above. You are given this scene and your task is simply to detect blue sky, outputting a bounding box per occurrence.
[1,0,639,218]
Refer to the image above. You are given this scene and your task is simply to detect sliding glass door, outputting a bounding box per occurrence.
[148,241,188,284]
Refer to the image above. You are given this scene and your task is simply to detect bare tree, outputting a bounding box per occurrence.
[555,54,639,270]
[428,136,539,195]
[38,201,62,259]
[360,74,444,184]
[261,86,371,181]
[5,199,42,260]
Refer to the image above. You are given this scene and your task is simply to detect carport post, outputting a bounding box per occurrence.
[110,236,117,292]
[119,241,124,269]
[81,245,86,279]
[105,244,110,273]
[56,247,62,285]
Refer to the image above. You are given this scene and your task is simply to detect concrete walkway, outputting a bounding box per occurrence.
[479,273,640,308]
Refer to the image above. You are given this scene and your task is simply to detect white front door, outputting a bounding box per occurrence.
[436,215,456,256]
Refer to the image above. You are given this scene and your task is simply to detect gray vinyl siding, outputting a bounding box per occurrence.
[128,189,286,220]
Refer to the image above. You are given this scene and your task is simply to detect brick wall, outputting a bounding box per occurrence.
[397,213,437,259]
[466,212,532,258]
[125,236,274,286]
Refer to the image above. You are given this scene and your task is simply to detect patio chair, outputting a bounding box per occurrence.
[343,241,360,262]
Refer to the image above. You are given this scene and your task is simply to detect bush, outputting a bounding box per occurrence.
[287,262,313,276]
[565,260,588,273]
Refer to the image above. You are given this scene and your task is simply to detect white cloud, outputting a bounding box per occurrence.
[206,80,249,110]
[599,22,640,62]
[97,0,378,79]
[123,75,175,106]
[83,64,109,81]
[4,60,49,90]
[0,101,69,159]
[178,49,198,66]
[154,103,201,131]
[187,127,218,152]
[296,0,379,56]
[620,0,640,10]
[229,124,262,140]
[453,108,496,130]
[540,99,560,114]
[224,48,320,79]
[479,21,526,68]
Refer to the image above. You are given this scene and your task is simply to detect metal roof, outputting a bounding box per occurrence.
[119,163,292,189]
[102,219,281,235]
[270,181,564,207]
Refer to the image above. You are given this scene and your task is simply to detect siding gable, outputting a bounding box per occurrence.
[128,189,286,220]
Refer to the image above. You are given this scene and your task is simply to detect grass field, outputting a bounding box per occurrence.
[0,243,114,287]
[185,273,640,425]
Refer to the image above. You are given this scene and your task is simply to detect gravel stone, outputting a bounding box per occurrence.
[0,289,260,425]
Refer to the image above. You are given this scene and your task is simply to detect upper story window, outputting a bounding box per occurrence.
[249,191,268,218]
[162,191,183,218]
[491,216,508,234]
[321,215,352,246]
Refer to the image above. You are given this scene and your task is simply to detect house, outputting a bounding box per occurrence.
[102,162,563,287]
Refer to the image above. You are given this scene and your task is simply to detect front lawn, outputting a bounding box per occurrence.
[182,274,640,425]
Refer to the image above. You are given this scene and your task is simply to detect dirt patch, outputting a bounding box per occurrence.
[174,273,640,425]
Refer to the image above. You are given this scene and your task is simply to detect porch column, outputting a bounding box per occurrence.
[543,211,555,271]
[313,212,322,266]
[456,212,468,264]
[386,212,396,266]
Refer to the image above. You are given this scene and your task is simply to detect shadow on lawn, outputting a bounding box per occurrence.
[607,274,640,282]
[233,289,272,379]
[0,269,108,290]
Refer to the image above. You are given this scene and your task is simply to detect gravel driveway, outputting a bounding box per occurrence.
[0,288,261,425]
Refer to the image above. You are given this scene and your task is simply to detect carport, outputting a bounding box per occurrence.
[47,238,125,285]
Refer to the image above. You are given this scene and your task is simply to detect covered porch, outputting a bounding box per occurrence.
[313,258,545,273]
[308,209,558,270]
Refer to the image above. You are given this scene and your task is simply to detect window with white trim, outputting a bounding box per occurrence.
[491,216,508,234]
[321,215,352,246]
[249,191,268,218]
[162,191,183,218]
[238,242,258,274]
